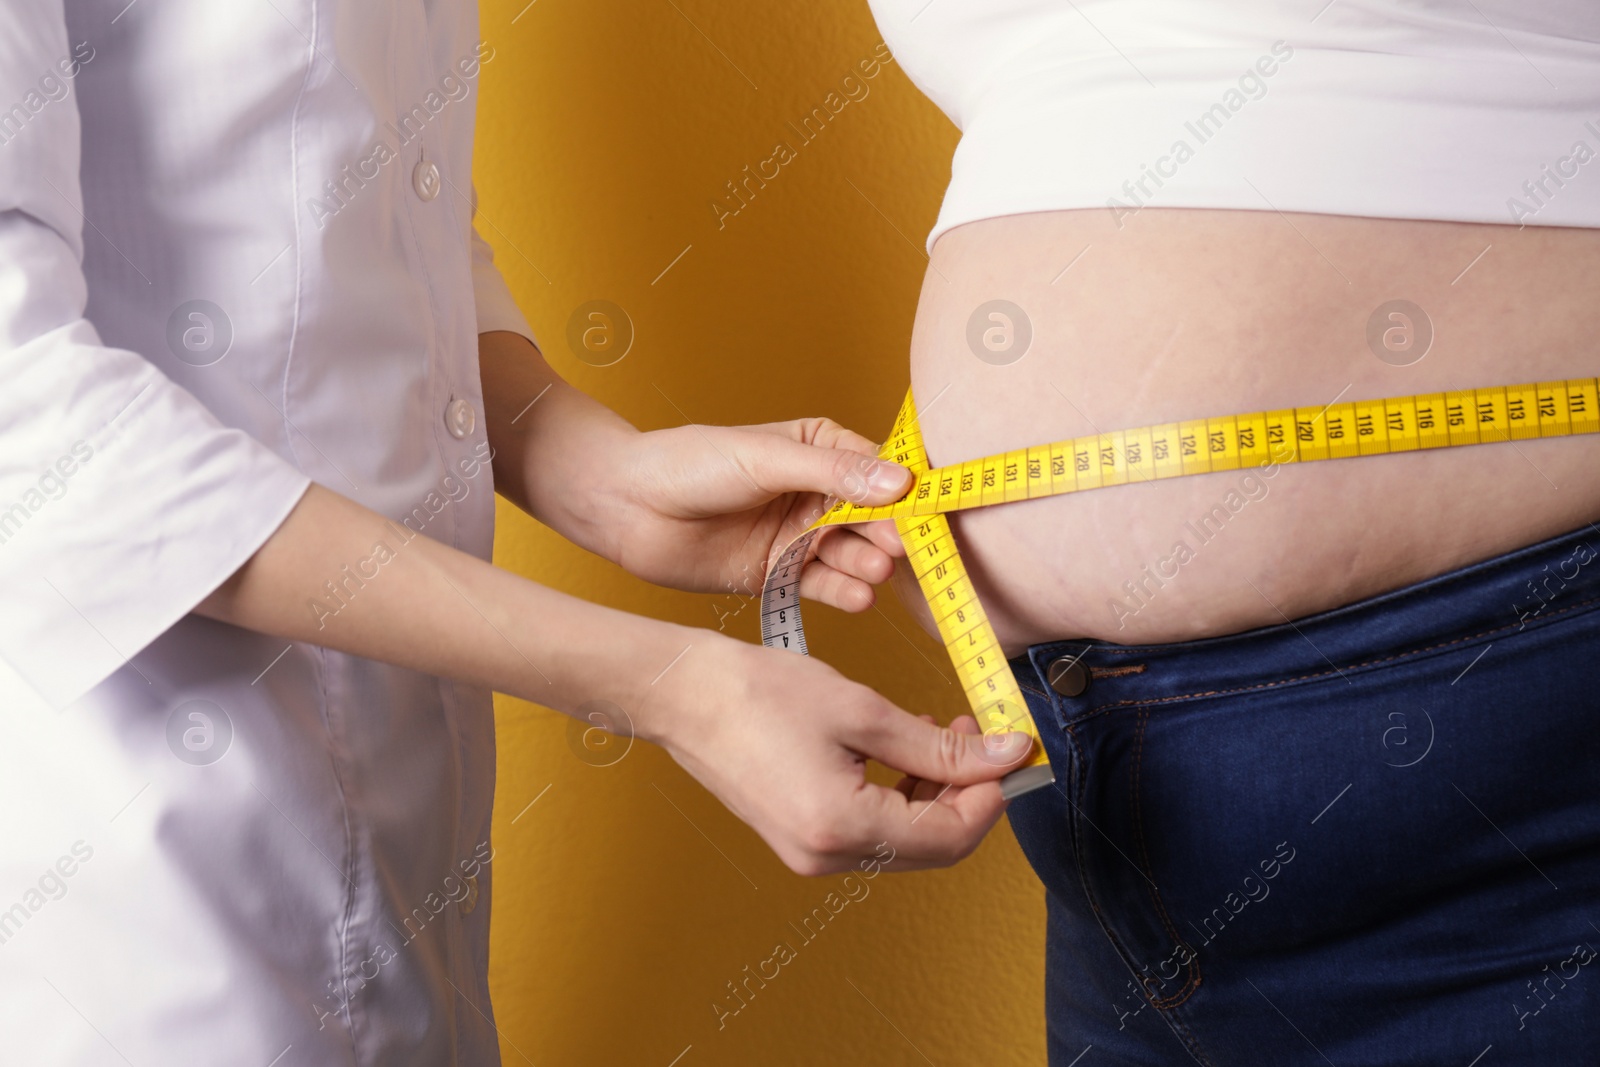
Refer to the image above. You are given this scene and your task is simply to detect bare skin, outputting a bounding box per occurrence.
[897,209,1600,652]
[198,331,1027,878]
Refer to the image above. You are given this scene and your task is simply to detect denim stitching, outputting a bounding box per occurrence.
[1067,729,1141,969]
[1163,1004,1221,1067]
[1062,591,1600,726]
[1131,707,1203,1011]
[1066,726,1217,1066]
[1091,664,1147,678]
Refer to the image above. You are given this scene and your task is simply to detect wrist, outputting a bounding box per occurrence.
[626,627,744,749]
[586,424,650,567]
[508,576,729,750]
[478,330,641,558]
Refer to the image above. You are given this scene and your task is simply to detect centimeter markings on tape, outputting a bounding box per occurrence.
[761,391,1054,799]
[883,393,1056,798]
[760,376,1600,800]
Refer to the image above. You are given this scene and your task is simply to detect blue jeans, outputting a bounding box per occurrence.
[1008,523,1600,1066]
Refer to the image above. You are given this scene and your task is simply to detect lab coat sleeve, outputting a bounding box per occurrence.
[0,3,313,708]
[468,185,537,344]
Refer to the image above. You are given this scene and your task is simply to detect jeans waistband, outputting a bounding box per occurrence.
[1019,523,1600,717]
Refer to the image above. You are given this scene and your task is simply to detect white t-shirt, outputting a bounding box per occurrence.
[867,0,1600,248]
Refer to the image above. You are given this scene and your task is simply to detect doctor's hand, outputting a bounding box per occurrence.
[641,632,1031,876]
[607,418,911,610]
[481,331,908,611]
[200,481,1027,879]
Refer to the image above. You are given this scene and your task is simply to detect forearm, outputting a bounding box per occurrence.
[479,330,638,562]
[477,331,915,604]
[194,465,1021,877]
[195,482,698,729]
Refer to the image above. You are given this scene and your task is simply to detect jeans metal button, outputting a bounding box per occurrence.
[1046,654,1089,698]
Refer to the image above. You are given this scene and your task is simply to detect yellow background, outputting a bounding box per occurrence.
[474,1,1046,1063]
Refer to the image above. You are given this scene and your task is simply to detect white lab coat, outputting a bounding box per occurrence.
[0,1,531,1063]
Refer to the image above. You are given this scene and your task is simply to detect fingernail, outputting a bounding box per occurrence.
[990,732,1030,756]
[865,460,911,495]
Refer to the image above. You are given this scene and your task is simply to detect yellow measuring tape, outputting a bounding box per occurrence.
[761,376,1600,797]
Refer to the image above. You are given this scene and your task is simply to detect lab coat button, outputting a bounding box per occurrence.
[445,397,476,439]
[412,159,441,201]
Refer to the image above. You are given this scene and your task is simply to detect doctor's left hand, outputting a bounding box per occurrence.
[608,418,912,610]
[482,331,908,610]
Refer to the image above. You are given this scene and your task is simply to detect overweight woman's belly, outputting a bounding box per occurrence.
[905,209,1600,653]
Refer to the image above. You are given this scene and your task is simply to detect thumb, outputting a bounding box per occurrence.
[860,708,1034,786]
[754,437,913,505]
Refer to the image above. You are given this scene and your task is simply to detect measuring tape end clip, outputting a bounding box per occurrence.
[1000,763,1056,800]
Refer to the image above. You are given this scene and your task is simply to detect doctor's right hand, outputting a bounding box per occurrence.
[200,476,1028,882]
[637,631,1032,876]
